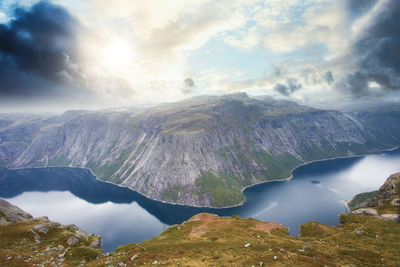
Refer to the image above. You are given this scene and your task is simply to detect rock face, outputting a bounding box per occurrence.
[349,173,400,219]
[0,199,33,223]
[0,198,103,266]
[374,173,400,200]
[1,94,400,207]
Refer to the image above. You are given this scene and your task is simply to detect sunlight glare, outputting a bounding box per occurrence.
[101,39,134,69]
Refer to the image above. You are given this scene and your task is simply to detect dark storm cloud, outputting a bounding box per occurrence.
[273,78,302,96]
[348,0,378,16]
[0,1,81,96]
[342,0,400,96]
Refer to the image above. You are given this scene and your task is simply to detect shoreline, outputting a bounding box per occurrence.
[4,145,400,210]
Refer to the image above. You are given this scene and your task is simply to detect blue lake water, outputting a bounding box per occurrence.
[1,148,400,252]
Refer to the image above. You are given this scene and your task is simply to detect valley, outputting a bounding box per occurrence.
[1,94,400,207]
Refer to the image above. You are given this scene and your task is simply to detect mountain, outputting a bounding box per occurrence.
[1,93,400,207]
[1,173,400,266]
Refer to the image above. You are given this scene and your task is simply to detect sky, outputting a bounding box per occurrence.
[0,0,399,112]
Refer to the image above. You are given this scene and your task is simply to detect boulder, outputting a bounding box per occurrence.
[67,236,79,246]
[90,237,101,249]
[34,224,49,234]
[350,208,379,216]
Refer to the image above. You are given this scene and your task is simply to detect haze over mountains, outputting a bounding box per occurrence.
[1,93,399,207]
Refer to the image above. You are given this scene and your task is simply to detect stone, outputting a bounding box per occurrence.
[244,243,251,248]
[380,214,400,220]
[131,254,138,261]
[391,198,400,206]
[34,224,49,234]
[67,236,79,246]
[0,199,33,222]
[75,230,89,240]
[90,237,101,249]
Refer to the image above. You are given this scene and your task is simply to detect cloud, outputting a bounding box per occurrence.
[184,77,195,87]
[222,0,350,55]
[182,77,195,94]
[273,78,302,96]
[0,0,397,110]
[0,1,82,96]
[341,0,400,96]
[324,71,334,84]
[348,0,379,15]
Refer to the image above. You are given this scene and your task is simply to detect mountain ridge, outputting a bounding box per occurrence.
[1,94,400,207]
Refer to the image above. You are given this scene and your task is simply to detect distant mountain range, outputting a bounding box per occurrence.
[1,93,399,207]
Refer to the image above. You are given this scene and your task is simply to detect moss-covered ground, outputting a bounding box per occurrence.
[86,213,400,266]
[0,217,102,267]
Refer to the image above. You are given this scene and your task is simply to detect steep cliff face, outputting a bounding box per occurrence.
[2,94,400,207]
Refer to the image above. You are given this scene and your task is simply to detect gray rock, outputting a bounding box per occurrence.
[67,236,79,246]
[350,208,379,216]
[34,224,49,234]
[0,199,33,223]
[30,229,41,243]
[75,229,89,240]
[380,214,400,220]
[391,198,400,206]
[58,247,69,258]
[90,237,101,249]
[131,254,138,261]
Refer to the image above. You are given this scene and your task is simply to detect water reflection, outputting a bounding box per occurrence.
[1,148,399,252]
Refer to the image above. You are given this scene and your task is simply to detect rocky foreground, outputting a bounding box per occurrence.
[1,173,399,266]
[348,172,400,220]
[0,200,102,266]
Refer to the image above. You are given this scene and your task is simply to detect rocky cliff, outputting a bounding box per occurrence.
[0,199,102,266]
[348,172,400,220]
[1,94,400,207]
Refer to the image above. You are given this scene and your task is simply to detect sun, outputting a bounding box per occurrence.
[101,39,135,69]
